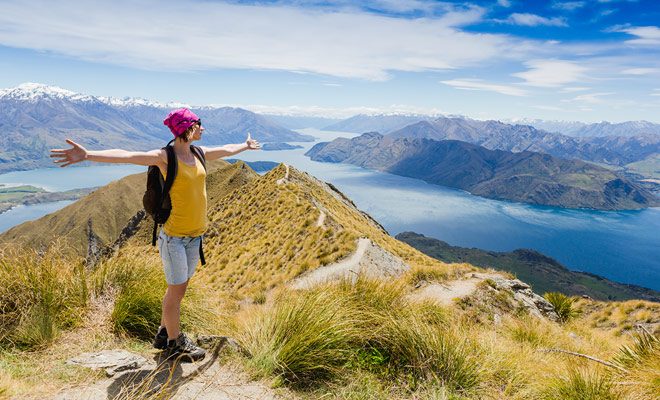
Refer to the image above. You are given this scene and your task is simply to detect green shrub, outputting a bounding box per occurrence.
[0,244,87,349]
[544,292,579,323]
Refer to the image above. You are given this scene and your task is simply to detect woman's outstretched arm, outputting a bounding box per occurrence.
[50,139,165,168]
[202,133,260,161]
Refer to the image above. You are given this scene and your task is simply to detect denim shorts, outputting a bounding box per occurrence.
[158,229,202,285]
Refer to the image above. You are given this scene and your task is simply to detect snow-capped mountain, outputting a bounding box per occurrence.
[506,118,660,138]
[0,82,97,103]
[0,83,312,173]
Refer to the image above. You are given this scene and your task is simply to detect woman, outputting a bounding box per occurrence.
[51,108,260,361]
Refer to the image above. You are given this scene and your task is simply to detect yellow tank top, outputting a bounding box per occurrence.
[163,156,207,237]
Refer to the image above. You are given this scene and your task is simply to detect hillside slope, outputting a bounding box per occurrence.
[306,132,660,210]
[146,164,467,299]
[0,160,256,257]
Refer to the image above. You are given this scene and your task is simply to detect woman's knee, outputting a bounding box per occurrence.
[164,281,188,301]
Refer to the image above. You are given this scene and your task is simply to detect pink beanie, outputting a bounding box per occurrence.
[163,108,200,137]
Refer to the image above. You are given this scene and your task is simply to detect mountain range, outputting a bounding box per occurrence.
[508,118,660,137]
[0,83,314,173]
[306,132,660,210]
[387,117,660,167]
[321,113,438,134]
[324,113,660,139]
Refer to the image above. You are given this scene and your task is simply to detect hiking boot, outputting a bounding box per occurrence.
[152,326,168,350]
[166,332,206,362]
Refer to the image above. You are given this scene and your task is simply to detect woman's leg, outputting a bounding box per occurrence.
[158,230,194,339]
[161,280,188,340]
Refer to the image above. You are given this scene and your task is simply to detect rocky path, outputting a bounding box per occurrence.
[51,340,290,400]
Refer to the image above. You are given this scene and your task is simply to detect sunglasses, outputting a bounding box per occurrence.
[183,119,201,126]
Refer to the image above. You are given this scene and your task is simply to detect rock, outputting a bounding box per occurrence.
[66,349,147,377]
[196,335,242,353]
[493,314,502,326]
[472,273,560,322]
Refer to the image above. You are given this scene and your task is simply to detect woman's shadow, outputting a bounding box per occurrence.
[106,338,229,399]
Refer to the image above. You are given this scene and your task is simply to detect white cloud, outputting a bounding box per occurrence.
[498,0,512,7]
[620,26,660,45]
[533,105,564,111]
[551,2,586,11]
[498,13,568,27]
[322,83,343,87]
[0,0,528,81]
[562,92,615,103]
[561,87,590,92]
[513,59,587,87]
[622,68,660,75]
[440,79,528,96]
[652,89,660,97]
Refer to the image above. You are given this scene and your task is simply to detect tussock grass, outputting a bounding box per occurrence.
[236,276,481,396]
[544,292,579,323]
[406,264,451,286]
[542,367,621,400]
[0,243,87,349]
[238,286,362,383]
[92,249,218,339]
[611,329,660,399]
[505,316,556,348]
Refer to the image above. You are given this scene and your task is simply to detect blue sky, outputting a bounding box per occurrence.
[0,0,658,122]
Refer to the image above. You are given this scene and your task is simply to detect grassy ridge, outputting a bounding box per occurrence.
[397,231,660,302]
[195,164,469,300]
[0,159,240,256]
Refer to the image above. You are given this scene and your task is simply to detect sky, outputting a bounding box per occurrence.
[0,0,659,122]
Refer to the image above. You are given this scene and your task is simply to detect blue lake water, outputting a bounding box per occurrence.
[2,128,660,291]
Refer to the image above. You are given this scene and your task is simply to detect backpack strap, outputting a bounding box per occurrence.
[199,236,206,266]
[191,144,207,266]
[190,145,207,171]
[162,145,178,201]
[152,143,178,246]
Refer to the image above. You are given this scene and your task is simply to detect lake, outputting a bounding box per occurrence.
[2,128,660,291]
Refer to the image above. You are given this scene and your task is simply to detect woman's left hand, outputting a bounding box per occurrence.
[246,132,261,150]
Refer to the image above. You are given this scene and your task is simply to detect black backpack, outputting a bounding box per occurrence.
[142,139,207,264]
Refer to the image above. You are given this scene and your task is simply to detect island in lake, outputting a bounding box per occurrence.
[0,184,95,214]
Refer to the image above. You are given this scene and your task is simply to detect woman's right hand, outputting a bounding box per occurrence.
[50,139,88,167]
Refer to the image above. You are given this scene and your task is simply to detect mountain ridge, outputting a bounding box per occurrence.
[306,132,660,210]
[0,83,314,174]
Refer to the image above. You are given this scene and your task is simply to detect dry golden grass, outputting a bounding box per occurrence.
[197,165,465,302]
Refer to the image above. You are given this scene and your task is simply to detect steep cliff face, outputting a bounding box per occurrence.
[307,133,660,210]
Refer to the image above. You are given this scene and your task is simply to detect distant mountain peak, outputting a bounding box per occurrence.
[0,82,95,103]
[97,95,190,109]
[0,82,191,109]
